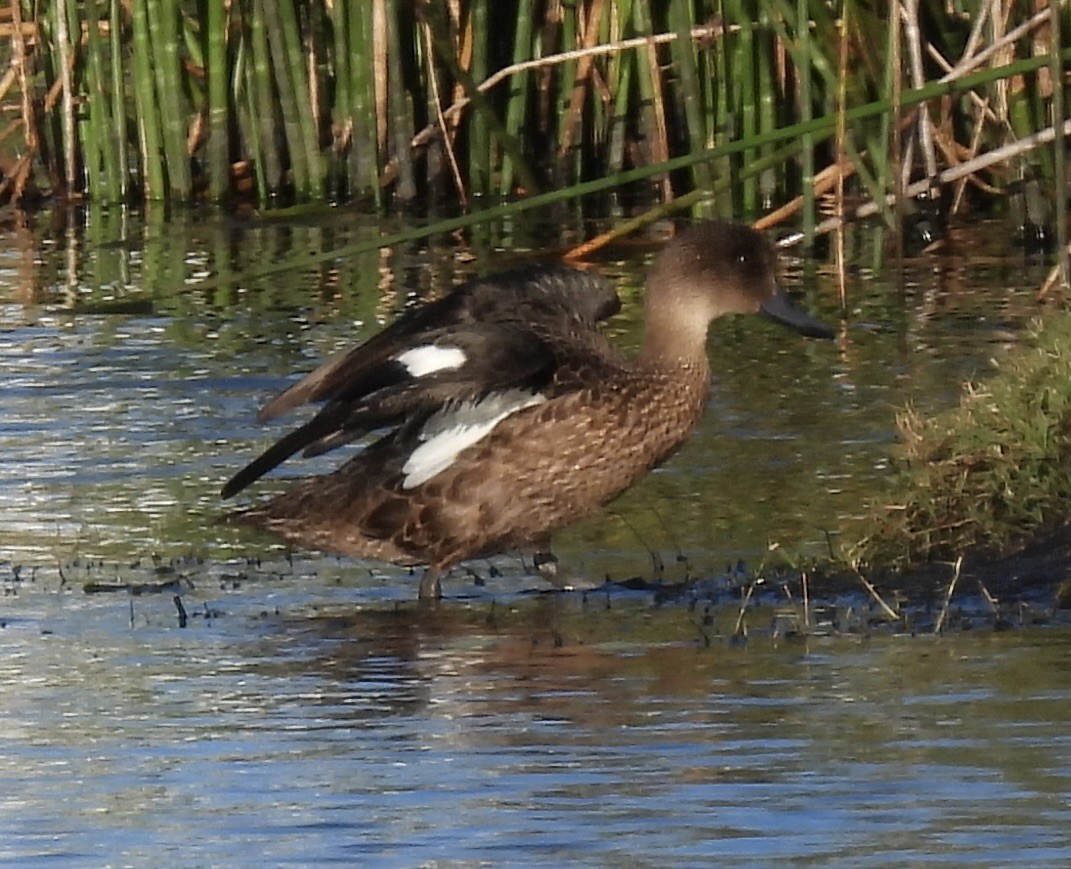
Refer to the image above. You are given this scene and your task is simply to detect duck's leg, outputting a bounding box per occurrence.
[533,550,598,591]
[418,566,443,600]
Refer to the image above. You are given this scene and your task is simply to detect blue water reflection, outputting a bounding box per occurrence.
[1,591,1069,865]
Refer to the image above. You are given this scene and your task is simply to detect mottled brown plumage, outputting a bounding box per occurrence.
[225,221,833,598]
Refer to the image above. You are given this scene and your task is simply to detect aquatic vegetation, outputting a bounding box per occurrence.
[848,312,1071,571]
[0,0,1064,239]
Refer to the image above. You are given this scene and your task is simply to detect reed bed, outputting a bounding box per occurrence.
[0,1,1065,242]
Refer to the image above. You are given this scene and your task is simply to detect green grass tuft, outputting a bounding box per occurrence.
[847,313,1071,570]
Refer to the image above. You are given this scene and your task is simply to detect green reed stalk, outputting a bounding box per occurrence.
[385,0,415,201]
[206,0,230,201]
[668,0,713,207]
[1051,2,1068,285]
[711,0,738,211]
[728,0,758,213]
[499,7,535,195]
[348,0,379,201]
[468,0,490,195]
[131,0,166,199]
[606,0,635,176]
[767,0,837,89]
[280,0,324,198]
[329,0,352,199]
[147,0,192,199]
[260,0,309,195]
[84,0,118,201]
[555,2,579,186]
[238,38,268,204]
[109,0,129,201]
[872,0,897,222]
[755,10,779,207]
[835,1,891,227]
[632,0,669,198]
[591,1,611,157]
[797,0,816,241]
[247,0,281,197]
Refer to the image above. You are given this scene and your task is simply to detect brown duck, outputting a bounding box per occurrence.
[224,221,834,598]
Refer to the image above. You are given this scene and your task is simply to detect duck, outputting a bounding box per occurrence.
[221,263,622,499]
[223,221,834,599]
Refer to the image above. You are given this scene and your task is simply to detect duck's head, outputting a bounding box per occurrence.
[642,221,834,365]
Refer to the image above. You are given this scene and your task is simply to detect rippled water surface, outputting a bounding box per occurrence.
[3,592,1070,866]
[1,209,1069,864]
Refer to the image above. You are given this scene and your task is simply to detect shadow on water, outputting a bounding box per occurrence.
[1,207,1070,863]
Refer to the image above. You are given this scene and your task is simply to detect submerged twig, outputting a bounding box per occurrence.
[977,578,999,614]
[733,579,758,638]
[850,563,900,621]
[933,555,964,634]
[1037,239,1071,301]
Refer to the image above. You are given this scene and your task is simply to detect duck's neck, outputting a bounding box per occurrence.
[637,303,711,376]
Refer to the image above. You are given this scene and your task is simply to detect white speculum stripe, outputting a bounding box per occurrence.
[402,390,546,488]
[395,345,467,377]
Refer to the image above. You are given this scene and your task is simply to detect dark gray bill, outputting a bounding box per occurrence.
[760,289,835,339]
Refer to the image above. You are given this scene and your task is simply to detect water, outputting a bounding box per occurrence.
[2,594,1070,865]
[1,208,1069,864]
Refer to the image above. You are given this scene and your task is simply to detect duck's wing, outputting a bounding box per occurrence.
[222,323,560,498]
[256,291,471,422]
[256,265,620,422]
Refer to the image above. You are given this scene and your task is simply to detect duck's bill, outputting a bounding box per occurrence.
[760,290,835,339]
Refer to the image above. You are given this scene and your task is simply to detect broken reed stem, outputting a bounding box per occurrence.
[8,0,36,202]
[933,555,964,634]
[420,19,466,205]
[902,0,938,181]
[976,579,998,614]
[811,116,1071,240]
[850,565,900,621]
[733,579,758,637]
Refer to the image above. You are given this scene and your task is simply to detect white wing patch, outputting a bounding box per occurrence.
[395,345,466,377]
[402,390,546,488]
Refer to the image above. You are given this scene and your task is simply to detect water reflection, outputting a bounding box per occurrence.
[1,209,1068,863]
[1,589,1069,864]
